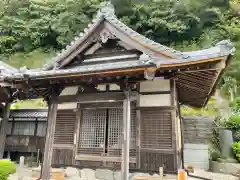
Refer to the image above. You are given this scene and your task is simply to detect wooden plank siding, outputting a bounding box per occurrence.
[52,109,76,167]
[54,110,76,145]
[52,148,73,167]
[5,135,45,152]
[139,109,176,173]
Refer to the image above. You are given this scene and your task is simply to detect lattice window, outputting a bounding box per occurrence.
[78,109,106,154]
[140,110,172,149]
[78,106,136,157]
[108,108,123,149]
[13,122,35,136]
[108,108,136,156]
[130,109,136,150]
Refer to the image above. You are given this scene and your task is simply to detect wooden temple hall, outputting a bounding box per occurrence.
[0,2,236,180]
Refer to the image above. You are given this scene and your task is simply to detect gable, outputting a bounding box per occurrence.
[43,2,180,70]
[63,37,142,69]
[86,39,135,56]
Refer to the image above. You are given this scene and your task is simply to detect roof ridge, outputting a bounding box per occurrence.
[42,1,183,70]
[42,1,115,70]
[41,2,236,71]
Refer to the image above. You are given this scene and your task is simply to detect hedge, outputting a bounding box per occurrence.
[0,160,16,180]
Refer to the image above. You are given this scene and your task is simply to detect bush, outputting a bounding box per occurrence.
[226,115,240,141]
[0,160,16,180]
[233,142,240,162]
[210,150,221,161]
[226,115,240,130]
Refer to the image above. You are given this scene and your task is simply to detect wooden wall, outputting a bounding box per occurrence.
[52,109,76,166]
[137,79,178,173]
[4,79,178,173]
[51,79,178,173]
[138,109,176,173]
[5,135,45,152]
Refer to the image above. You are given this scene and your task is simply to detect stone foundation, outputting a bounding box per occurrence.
[210,161,240,176]
[31,167,160,180]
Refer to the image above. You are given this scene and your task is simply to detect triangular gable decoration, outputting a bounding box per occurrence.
[43,1,185,70]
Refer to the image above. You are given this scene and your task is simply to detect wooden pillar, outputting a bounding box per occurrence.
[121,90,131,180]
[171,78,181,170]
[0,103,11,159]
[73,103,81,165]
[41,101,58,180]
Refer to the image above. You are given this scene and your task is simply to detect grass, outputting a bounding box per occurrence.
[0,160,16,180]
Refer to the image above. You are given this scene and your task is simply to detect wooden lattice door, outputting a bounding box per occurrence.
[78,109,107,155]
[77,104,137,163]
[107,107,136,157]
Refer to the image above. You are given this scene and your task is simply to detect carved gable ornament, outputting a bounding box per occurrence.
[93,28,116,43]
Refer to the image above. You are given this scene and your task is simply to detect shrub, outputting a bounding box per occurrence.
[226,115,240,141]
[0,160,16,180]
[210,150,221,161]
[234,130,240,142]
[232,142,240,162]
[226,115,240,130]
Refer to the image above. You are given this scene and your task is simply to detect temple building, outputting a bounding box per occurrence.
[0,2,235,180]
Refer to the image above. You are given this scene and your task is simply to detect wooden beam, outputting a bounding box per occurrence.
[56,92,126,104]
[121,91,131,180]
[41,101,58,180]
[203,70,221,106]
[0,103,10,159]
[75,154,136,163]
[84,42,102,55]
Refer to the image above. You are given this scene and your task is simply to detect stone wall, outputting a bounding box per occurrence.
[182,116,214,144]
[182,116,214,170]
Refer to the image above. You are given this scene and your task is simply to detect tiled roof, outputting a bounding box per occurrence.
[9,58,152,79]
[10,110,48,118]
[0,2,235,81]
[5,39,235,80]
[0,61,18,80]
[41,2,235,72]
[42,1,182,70]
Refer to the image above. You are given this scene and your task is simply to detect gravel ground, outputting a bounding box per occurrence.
[7,165,239,180]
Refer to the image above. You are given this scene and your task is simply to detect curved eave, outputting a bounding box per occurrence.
[41,2,235,72]
[42,3,183,70]
[7,55,226,81]
[201,54,233,107]
[176,54,233,108]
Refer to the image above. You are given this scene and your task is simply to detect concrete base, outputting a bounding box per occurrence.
[210,160,240,176]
